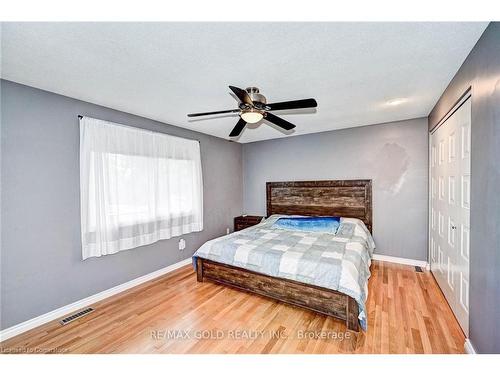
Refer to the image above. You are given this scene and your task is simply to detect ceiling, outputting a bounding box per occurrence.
[1,22,488,143]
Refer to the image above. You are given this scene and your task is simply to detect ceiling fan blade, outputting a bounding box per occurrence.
[264,112,296,131]
[187,109,239,117]
[229,118,247,137]
[266,98,317,111]
[229,86,253,106]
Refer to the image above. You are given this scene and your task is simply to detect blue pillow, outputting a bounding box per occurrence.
[272,216,340,234]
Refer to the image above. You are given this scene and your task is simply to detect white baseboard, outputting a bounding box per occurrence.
[464,339,476,354]
[0,257,192,342]
[372,254,429,269]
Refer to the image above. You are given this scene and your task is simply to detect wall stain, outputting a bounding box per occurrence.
[371,142,410,195]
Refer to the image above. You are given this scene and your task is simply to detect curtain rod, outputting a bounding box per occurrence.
[77,115,201,143]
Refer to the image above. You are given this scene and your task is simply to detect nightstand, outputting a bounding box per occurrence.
[234,215,264,232]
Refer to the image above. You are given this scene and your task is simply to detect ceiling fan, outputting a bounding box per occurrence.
[187,86,318,137]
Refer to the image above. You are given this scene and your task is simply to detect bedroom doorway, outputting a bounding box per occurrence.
[429,93,471,336]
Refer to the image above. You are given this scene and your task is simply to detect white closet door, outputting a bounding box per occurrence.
[430,97,470,336]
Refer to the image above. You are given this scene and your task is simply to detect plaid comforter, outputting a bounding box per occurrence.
[193,215,375,330]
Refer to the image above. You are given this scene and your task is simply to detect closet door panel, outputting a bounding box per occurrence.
[430,97,470,336]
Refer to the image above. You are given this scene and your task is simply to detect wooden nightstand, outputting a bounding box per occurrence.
[234,215,264,232]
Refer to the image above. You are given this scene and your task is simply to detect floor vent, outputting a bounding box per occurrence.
[59,307,94,325]
[415,266,423,273]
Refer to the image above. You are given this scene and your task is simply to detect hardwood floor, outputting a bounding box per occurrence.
[0,260,465,354]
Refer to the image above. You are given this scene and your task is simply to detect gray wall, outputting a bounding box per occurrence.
[428,22,500,354]
[0,80,243,330]
[243,118,428,261]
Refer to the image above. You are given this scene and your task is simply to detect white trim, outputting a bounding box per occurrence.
[372,254,429,268]
[428,130,433,270]
[464,339,476,354]
[0,257,192,342]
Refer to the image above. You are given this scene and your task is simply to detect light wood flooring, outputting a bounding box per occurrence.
[0,260,465,354]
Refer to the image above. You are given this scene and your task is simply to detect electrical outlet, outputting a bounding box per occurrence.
[226,227,230,235]
[178,238,186,251]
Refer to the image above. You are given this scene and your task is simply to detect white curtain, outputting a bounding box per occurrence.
[80,116,203,259]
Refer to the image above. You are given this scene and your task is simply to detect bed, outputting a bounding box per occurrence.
[193,180,374,331]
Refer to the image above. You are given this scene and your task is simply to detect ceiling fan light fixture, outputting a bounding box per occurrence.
[187,85,318,137]
[241,110,264,124]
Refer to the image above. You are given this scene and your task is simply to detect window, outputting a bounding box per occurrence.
[80,116,203,259]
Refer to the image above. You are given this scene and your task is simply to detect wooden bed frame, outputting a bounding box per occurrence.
[196,179,372,331]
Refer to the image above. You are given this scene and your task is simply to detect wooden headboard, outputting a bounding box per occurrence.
[266,179,372,233]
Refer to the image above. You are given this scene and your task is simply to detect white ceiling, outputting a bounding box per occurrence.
[1,22,488,143]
